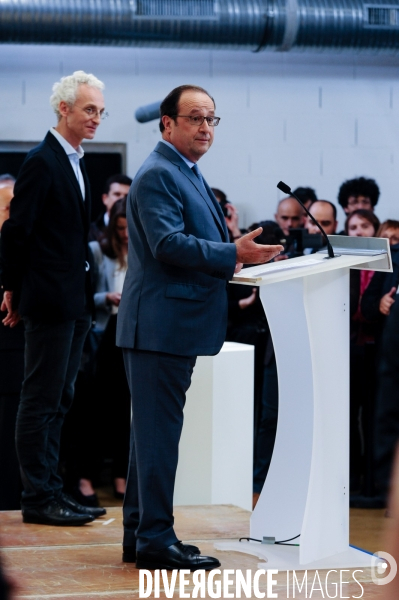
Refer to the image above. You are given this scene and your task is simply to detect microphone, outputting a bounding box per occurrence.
[277,181,335,259]
[135,101,161,123]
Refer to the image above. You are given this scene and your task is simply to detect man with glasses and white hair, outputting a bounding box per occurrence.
[117,84,283,570]
[0,70,108,525]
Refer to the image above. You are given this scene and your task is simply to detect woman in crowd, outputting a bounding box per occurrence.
[362,219,399,325]
[345,209,380,497]
[378,219,399,246]
[74,198,131,504]
[361,219,399,503]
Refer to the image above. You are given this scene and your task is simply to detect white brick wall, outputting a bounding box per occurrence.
[1,44,399,230]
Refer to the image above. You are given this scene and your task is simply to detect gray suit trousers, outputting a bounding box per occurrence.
[122,348,196,552]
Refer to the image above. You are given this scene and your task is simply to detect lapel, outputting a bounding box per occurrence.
[79,157,91,231]
[155,142,228,241]
[45,132,89,230]
[202,179,229,241]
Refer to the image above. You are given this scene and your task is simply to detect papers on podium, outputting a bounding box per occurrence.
[232,235,391,285]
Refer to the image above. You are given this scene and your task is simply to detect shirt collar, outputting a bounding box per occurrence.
[160,140,195,169]
[50,128,84,159]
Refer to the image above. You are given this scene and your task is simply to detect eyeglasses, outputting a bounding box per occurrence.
[347,197,372,207]
[173,115,220,127]
[74,105,109,120]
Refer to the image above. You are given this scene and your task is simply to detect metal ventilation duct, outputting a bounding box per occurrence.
[1,0,399,51]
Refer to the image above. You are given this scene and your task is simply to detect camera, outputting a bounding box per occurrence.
[285,228,324,257]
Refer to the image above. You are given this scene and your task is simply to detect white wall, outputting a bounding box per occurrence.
[1,44,399,230]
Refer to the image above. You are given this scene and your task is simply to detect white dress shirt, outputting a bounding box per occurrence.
[160,139,195,169]
[50,128,86,200]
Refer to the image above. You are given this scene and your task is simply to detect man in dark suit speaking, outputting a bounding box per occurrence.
[0,71,107,525]
[116,84,283,570]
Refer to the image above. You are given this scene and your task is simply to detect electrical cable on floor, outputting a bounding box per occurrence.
[239,534,300,547]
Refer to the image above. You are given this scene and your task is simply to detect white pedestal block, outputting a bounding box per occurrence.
[174,341,254,511]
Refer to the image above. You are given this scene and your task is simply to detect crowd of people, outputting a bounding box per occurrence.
[3,73,399,582]
[2,164,399,514]
[1,73,399,533]
[220,176,399,509]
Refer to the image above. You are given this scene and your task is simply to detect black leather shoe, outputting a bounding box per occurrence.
[60,493,106,518]
[123,541,200,563]
[22,499,95,526]
[136,542,220,571]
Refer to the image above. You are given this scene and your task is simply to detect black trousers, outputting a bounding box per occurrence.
[253,357,278,494]
[0,393,22,510]
[122,348,196,553]
[16,313,91,508]
[95,315,131,479]
[63,315,131,485]
[375,301,399,495]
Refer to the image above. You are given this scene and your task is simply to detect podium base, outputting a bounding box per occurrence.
[214,540,375,570]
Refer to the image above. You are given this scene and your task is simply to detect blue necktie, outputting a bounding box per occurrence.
[192,163,223,213]
[191,163,205,187]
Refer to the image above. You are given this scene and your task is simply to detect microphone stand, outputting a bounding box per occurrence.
[277,181,336,259]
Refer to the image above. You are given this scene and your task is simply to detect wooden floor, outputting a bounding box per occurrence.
[0,495,392,599]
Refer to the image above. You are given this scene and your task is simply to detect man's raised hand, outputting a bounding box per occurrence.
[235,227,284,265]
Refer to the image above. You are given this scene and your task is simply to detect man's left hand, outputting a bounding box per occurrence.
[235,228,284,265]
[1,291,21,327]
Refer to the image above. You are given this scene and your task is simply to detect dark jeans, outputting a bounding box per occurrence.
[253,358,278,494]
[16,313,91,508]
[122,348,196,553]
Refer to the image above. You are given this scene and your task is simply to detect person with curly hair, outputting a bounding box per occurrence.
[338,176,380,217]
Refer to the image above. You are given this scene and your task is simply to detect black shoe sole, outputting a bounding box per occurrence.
[124,543,200,565]
[90,510,107,518]
[135,559,221,571]
[72,508,107,519]
[23,514,93,526]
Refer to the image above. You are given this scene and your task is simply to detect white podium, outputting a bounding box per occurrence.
[174,341,254,511]
[215,236,391,569]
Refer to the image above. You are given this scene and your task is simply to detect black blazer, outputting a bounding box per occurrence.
[0,131,92,321]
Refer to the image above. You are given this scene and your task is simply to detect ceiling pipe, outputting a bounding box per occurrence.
[1,1,399,52]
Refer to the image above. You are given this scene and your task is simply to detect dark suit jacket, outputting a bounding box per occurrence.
[0,131,92,321]
[116,141,236,356]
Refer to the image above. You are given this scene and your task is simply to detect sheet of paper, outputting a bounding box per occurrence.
[318,248,386,256]
[234,257,323,280]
